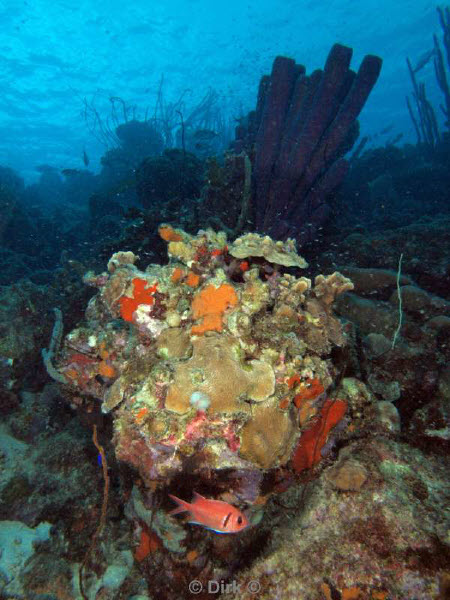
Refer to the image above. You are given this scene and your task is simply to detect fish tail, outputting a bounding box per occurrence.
[169,494,191,516]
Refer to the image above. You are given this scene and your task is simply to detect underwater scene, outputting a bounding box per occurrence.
[1,1,450,599]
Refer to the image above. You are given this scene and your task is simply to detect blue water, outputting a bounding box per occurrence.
[0,0,441,182]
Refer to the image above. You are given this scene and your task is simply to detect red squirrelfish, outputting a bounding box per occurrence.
[169,492,249,534]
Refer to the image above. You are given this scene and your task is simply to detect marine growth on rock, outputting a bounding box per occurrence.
[57,225,352,497]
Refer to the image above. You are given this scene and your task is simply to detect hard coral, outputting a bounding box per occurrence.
[156,327,192,359]
[239,402,297,469]
[107,250,138,273]
[314,272,354,305]
[229,232,308,268]
[327,458,368,491]
[165,334,275,414]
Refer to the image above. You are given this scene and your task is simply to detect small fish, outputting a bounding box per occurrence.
[82,148,90,167]
[413,48,435,73]
[36,164,57,173]
[379,124,394,135]
[169,492,249,534]
[192,129,218,142]
[61,168,81,177]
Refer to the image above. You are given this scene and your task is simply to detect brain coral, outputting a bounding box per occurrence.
[165,333,275,414]
[239,402,297,469]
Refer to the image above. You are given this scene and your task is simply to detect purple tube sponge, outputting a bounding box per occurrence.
[235,44,382,245]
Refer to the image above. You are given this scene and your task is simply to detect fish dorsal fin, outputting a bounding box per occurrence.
[193,491,206,502]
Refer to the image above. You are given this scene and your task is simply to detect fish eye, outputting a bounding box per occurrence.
[237,516,242,524]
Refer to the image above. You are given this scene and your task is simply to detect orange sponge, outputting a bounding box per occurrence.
[292,398,347,473]
[119,278,157,322]
[158,224,182,242]
[191,284,238,334]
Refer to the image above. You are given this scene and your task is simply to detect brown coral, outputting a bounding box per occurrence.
[314,272,354,305]
[239,402,297,469]
[165,334,275,414]
[327,459,368,491]
[229,232,308,268]
[156,327,192,359]
[101,269,131,314]
[107,250,138,273]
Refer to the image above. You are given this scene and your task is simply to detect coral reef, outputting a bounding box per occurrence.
[2,24,450,599]
[57,226,351,486]
[227,432,450,600]
[332,142,450,238]
[406,6,450,147]
[42,224,356,595]
[0,381,138,599]
[135,149,204,212]
[2,176,449,599]
[308,219,450,488]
